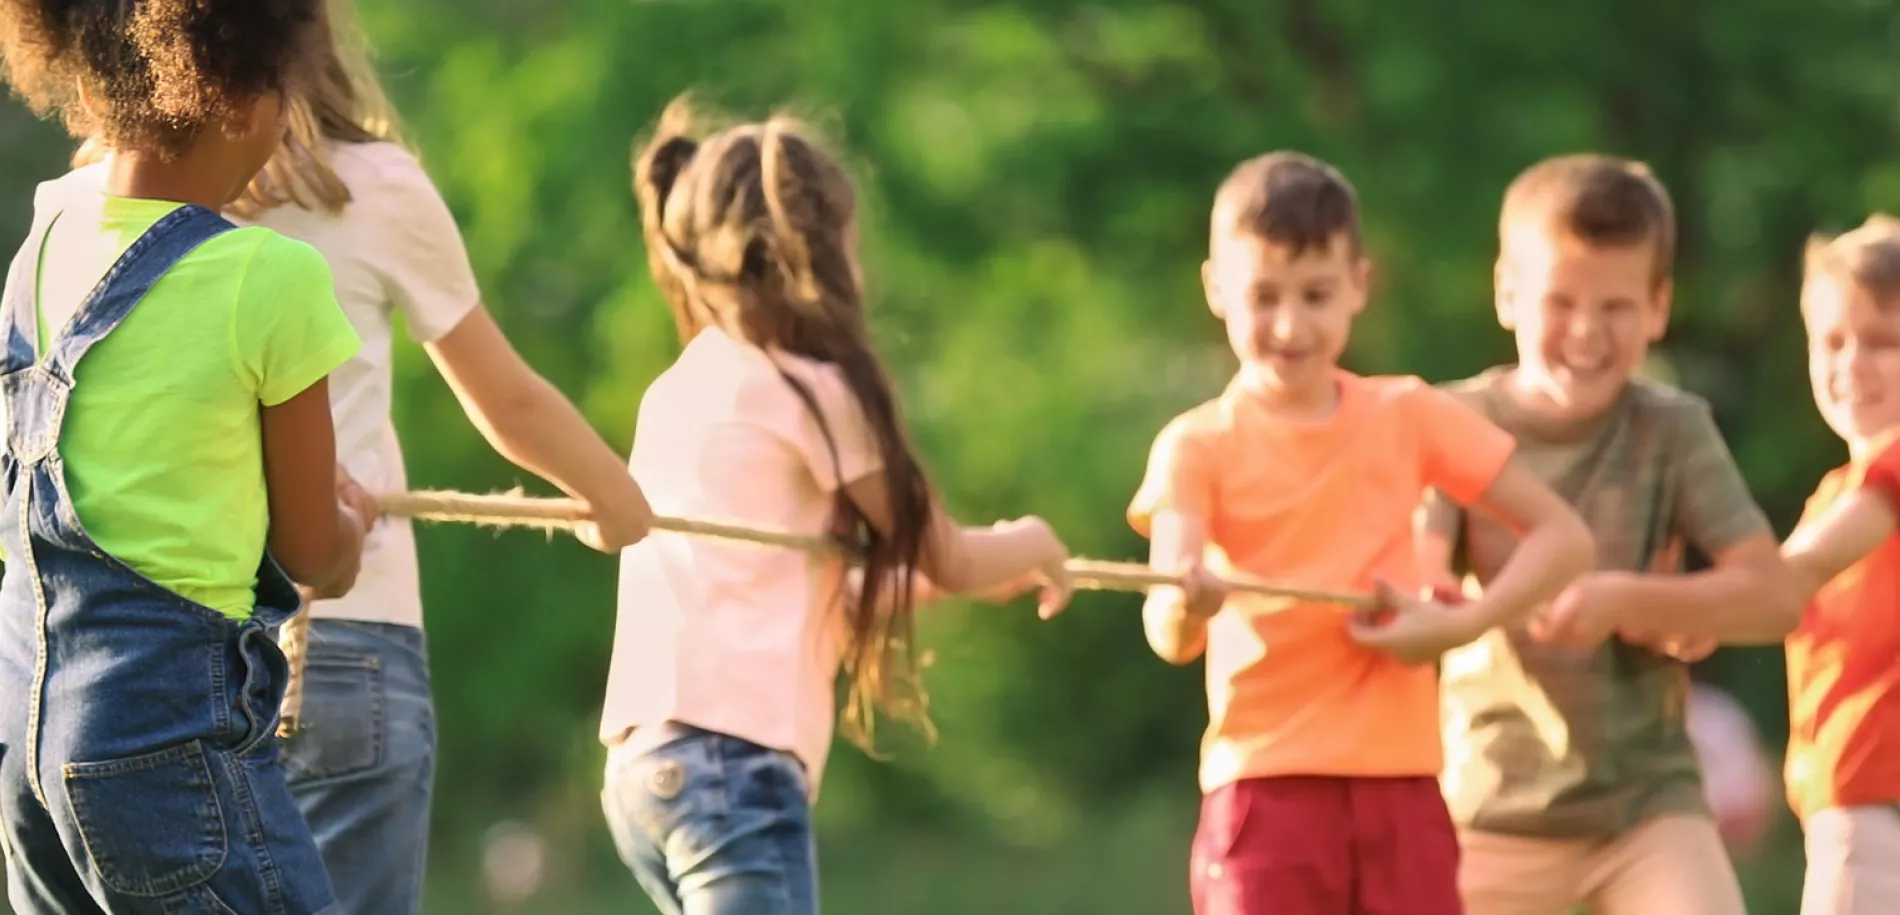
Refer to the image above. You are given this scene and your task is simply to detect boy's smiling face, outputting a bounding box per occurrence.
[1803,273,1900,451]
[1204,230,1368,407]
[1496,226,1672,422]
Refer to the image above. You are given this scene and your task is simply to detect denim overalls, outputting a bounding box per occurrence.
[0,204,337,914]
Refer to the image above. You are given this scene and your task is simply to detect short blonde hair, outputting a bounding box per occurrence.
[1803,214,1900,311]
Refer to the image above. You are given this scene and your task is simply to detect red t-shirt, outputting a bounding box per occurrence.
[1785,441,1900,819]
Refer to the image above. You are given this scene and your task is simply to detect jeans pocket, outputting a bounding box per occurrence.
[614,738,727,862]
[62,741,228,897]
[280,653,383,782]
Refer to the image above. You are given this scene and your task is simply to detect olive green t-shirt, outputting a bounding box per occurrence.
[1423,368,1770,839]
[1,175,359,620]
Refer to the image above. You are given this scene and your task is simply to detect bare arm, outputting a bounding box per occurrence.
[423,307,652,551]
[1456,461,1597,633]
[1414,490,1464,594]
[841,473,1070,616]
[1140,510,1215,665]
[261,380,365,596]
[1784,488,1898,599]
[1596,534,1804,644]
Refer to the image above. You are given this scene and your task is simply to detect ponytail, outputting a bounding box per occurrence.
[630,99,940,753]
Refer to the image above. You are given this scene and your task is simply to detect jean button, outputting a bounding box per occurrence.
[647,760,684,800]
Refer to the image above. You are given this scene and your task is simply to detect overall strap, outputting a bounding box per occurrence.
[40,204,235,385]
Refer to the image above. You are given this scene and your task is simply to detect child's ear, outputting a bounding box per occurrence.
[1646,277,1675,343]
[1493,258,1517,330]
[1202,258,1224,318]
[1349,256,1373,315]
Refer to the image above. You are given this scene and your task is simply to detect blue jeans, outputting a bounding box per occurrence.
[279,620,436,915]
[602,723,819,915]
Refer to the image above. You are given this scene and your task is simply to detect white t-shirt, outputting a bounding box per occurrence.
[599,326,884,798]
[69,141,482,627]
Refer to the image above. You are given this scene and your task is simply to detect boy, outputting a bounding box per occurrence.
[1418,154,1805,915]
[1774,216,1900,915]
[1129,151,1595,915]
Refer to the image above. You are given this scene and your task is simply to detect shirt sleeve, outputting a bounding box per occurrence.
[1668,399,1772,555]
[1127,414,1216,538]
[232,231,362,406]
[1414,384,1517,506]
[1852,436,1900,515]
[779,358,884,492]
[359,145,482,343]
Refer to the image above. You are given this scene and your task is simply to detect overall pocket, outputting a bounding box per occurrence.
[62,740,228,897]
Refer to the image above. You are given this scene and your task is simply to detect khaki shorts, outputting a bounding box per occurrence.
[1459,814,1745,915]
[1802,805,1900,915]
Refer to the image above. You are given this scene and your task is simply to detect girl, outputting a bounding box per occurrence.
[67,3,657,912]
[0,0,366,912]
[599,98,1074,915]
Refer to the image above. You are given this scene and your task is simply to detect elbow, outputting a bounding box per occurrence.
[1150,640,1203,666]
[276,543,345,592]
[271,518,357,595]
[923,530,980,596]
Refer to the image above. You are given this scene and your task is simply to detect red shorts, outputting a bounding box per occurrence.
[1190,775,1463,915]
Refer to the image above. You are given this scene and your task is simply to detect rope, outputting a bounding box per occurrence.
[273,489,1373,736]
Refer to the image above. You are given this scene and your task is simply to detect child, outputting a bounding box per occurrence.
[597,98,1075,915]
[1417,154,1803,915]
[1686,681,1777,859]
[0,0,369,912]
[1128,151,1595,915]
[69,3,655,910]
[1773,216,1900,914]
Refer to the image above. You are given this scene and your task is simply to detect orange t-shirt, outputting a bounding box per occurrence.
[1785,442,1900,820]
[1129,370,1516,792]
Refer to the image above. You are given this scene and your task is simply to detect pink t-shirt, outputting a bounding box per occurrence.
[599,326,882,797]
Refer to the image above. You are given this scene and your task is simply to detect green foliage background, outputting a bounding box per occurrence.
[5,0,1900,911]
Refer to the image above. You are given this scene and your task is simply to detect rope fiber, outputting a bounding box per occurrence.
[274,489,1374,736]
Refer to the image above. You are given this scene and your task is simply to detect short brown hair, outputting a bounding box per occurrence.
[1211,151,1362,257]
[1804,214,1900,310]
[1500,154,1675,286]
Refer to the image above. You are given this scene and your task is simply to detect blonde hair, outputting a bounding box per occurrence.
[1804,214,1900,310]
[70,0,406,219]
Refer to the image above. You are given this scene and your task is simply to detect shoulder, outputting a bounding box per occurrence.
[1437,367,1507,409]
[1623,379,1725,449]
[222,227,333,287]
[326,141,452,218]
[1147,397,1229,463]
[1626,377,1715,420]
[327,140,434,191]
[1356,371,1481,417]
[762,346,853,409]
[29,163,108,218]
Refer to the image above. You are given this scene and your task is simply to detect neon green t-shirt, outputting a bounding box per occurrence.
[7,187,360,620]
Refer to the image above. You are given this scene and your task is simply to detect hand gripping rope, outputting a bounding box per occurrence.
[273,490,1375,737]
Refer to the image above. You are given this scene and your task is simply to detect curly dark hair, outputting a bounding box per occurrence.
[0,0,323,157]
